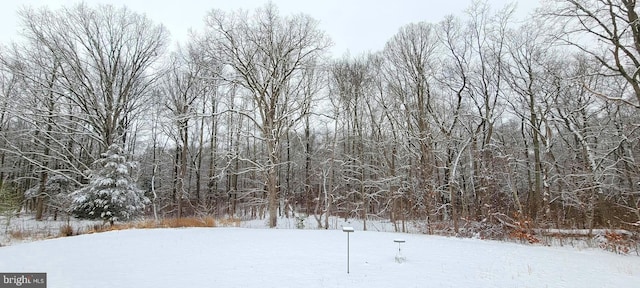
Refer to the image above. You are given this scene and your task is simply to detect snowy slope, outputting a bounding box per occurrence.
[0,228,638,288]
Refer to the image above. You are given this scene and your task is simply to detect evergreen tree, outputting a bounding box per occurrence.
[70,144,149,225]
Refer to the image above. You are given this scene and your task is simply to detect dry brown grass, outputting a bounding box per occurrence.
[7,228,54,241]
[5,216,241,242]
[133,219,160,229]
[8,229,28,240]
[86,222,139,234]
[84,216,239,234]
[159,216,216,228]
[217,217,241,227]
[59,224,74,237]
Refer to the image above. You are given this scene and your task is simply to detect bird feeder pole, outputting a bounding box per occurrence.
[342,227,354,273]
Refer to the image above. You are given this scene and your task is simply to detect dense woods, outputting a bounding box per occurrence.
[0,1,638,233]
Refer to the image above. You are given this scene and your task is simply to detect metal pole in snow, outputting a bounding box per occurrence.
[347,232,350,273]
[342,227,354,274]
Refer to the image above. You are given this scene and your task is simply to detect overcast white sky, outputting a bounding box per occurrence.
[0,0,540,56]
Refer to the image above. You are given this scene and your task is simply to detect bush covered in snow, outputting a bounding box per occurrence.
[69,144,149,225]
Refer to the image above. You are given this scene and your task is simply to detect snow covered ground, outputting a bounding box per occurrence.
[1,227,639,288]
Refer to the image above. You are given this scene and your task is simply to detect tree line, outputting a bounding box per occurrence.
[0,1,638,232]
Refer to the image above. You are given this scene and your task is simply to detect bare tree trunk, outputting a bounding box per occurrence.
[266,127,280,228]
[195,105,206,205]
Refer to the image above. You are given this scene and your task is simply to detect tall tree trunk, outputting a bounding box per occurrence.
[267,139,279,228]
[195,105,206,205]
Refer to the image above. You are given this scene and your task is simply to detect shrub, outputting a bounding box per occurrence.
[596,231,634,255]
[59,224,74,237]
[9,229,27,240]
[508,212,540,244]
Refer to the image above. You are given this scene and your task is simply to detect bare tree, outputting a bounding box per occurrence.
[465,2,515,222]
[383,21,441,228]
[1,39,92,220]
[544,0,640,109]
[548,53,639,229]
[542,0,640,228]
[159,48,205,217]
[504,21,557,222]
[4,42,63,220]
[434,14,473,232]
[330,54,378,230]
[0,50,19,189]
[19,4,168,151]
[203,3,331,227]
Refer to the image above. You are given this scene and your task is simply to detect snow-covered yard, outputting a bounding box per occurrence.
[1,226,639,288]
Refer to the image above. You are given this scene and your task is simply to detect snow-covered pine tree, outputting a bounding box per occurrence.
[70,144,149,225]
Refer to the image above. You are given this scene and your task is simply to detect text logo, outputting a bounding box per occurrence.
[0,273,46,288]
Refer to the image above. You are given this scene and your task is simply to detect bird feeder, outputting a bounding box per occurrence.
[394,239,406,263]
[342,227,354,273]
